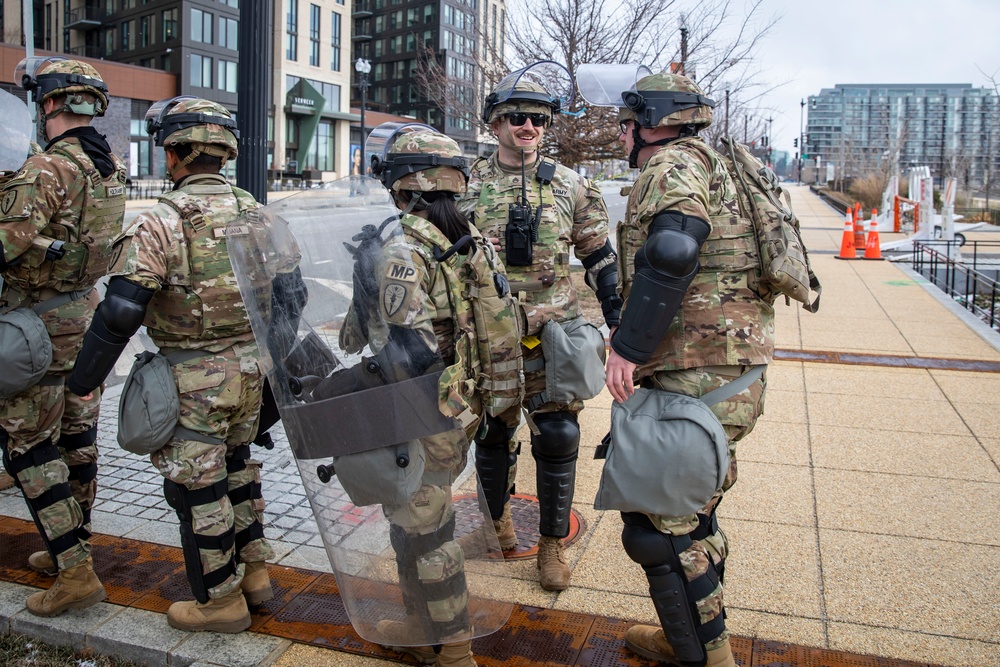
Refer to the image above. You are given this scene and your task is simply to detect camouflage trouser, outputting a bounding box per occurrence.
[150,343,272,600]
[382,427,472,642]
[0,381,102,571]
[641,364,767,649]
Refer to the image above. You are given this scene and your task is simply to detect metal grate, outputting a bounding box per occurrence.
[452,493,587,561]
[0,517,949,667]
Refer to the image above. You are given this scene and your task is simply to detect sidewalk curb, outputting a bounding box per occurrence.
[0,580,294,667]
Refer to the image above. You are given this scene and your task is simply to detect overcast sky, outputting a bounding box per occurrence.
[745,0,1000,154]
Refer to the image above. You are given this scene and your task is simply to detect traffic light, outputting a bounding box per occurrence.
[793,138,798,147]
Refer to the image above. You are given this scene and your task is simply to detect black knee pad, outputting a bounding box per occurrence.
[620,512,724,663]
[531,411,580,463]
[475,414,516,520]
[164,478,236,603]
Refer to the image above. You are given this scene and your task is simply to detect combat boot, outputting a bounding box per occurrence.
[0,470,15,491]
[376,618,437,664]
[536,535,570,591]
[493,503,516,549]
[624,625,737,667]
[28,550,57,576]
[457,504,516,559]
[167,588,251,633]
[240,561,273,606]
[435,640,477,666]
[25,557,106,617]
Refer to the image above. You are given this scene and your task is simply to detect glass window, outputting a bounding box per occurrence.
[192,8,212,43]
[309,4,320,66]
[162,8,177,40]
[218,60,237,93]
[286,0,298,60]
[219,16,238,49]
[139,14,153,47]
[191,53,213,87]
[306,120,333,171]
[120,20,133,51]
[330,12,341,71]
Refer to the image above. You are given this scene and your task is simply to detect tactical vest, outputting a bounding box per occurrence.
[468,155,577,335]
[4,140,126,296]
[617,138,774,375]
[402,215,524,419]
[143,182,258,343]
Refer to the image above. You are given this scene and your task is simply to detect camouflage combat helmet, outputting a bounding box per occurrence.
[15,56,109,116]
[619,72,715,129]
[145,96,239,164]
[370,124,469,194]
[483,79,558,125]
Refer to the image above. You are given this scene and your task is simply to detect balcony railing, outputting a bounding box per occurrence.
[352,0,372,17]
[65,44,107,59]
[912,240,1000,330]
[67,5,109,30]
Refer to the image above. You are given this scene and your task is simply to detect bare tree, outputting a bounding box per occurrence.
[412,0,781,168]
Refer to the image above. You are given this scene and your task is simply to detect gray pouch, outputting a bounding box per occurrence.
[594,388,730,516]
[333,440,426,507]
[541,318,607,404]
[117,350,180,455]
[0,308,53,399]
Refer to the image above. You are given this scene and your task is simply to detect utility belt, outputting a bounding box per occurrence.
[0,286,95,399]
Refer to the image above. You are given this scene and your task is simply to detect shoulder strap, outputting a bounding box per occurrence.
[699,365,765,407]
[31,286,95,315]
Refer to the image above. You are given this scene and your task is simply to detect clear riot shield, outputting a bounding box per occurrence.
[227,175,511,647]
[576,64,653,108]
[489,60,575,115]
[0,88,32,172]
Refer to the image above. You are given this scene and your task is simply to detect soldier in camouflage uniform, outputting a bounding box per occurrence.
[598,72,773,667]
[364,123,520,667]
[68,97,275,633]
[459,70,621,591]
[0,58,126,617]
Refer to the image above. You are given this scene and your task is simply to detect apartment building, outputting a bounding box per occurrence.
[2,0,357,180]
[350,0,505,157]
[806,83,1000,188]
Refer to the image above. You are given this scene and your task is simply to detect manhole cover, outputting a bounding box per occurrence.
[453,493,585,560]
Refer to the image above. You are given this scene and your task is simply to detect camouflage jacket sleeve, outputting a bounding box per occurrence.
[564,167,611,261]
[457,157,489,219]
[0,153,80,264]
[110,204,180,291]
[379,234,440,356]
[633,142,714,229]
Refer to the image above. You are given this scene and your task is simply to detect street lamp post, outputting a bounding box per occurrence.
[355,58,371,150]
[799,98,805,184]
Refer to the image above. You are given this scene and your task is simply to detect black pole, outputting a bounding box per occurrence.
[236,0,273,204]
[725,89,729,138]
[799,98,805,184]
[360,77,367,149]
[680,27,688,75]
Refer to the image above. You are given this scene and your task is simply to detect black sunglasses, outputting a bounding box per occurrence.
[505,112,550,128]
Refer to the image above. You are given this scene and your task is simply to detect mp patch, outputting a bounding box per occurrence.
[385,259,418,284]
[0,189,18,215]
[383,283,407,317]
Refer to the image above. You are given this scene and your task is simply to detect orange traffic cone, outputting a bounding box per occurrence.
[864,209,884,260]
[852,203,866,248]
[836,210,857,260]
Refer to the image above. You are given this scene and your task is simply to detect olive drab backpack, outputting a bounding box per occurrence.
[404,221,525,419]
[719,137,821,313]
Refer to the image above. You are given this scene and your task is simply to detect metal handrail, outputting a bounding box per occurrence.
[912,240,1000,330]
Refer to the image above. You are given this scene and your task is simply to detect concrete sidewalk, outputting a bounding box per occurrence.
[0,185,997,667]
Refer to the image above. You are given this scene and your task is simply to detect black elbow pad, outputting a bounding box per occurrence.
[611,211,710,364]
[68,277,155,396]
